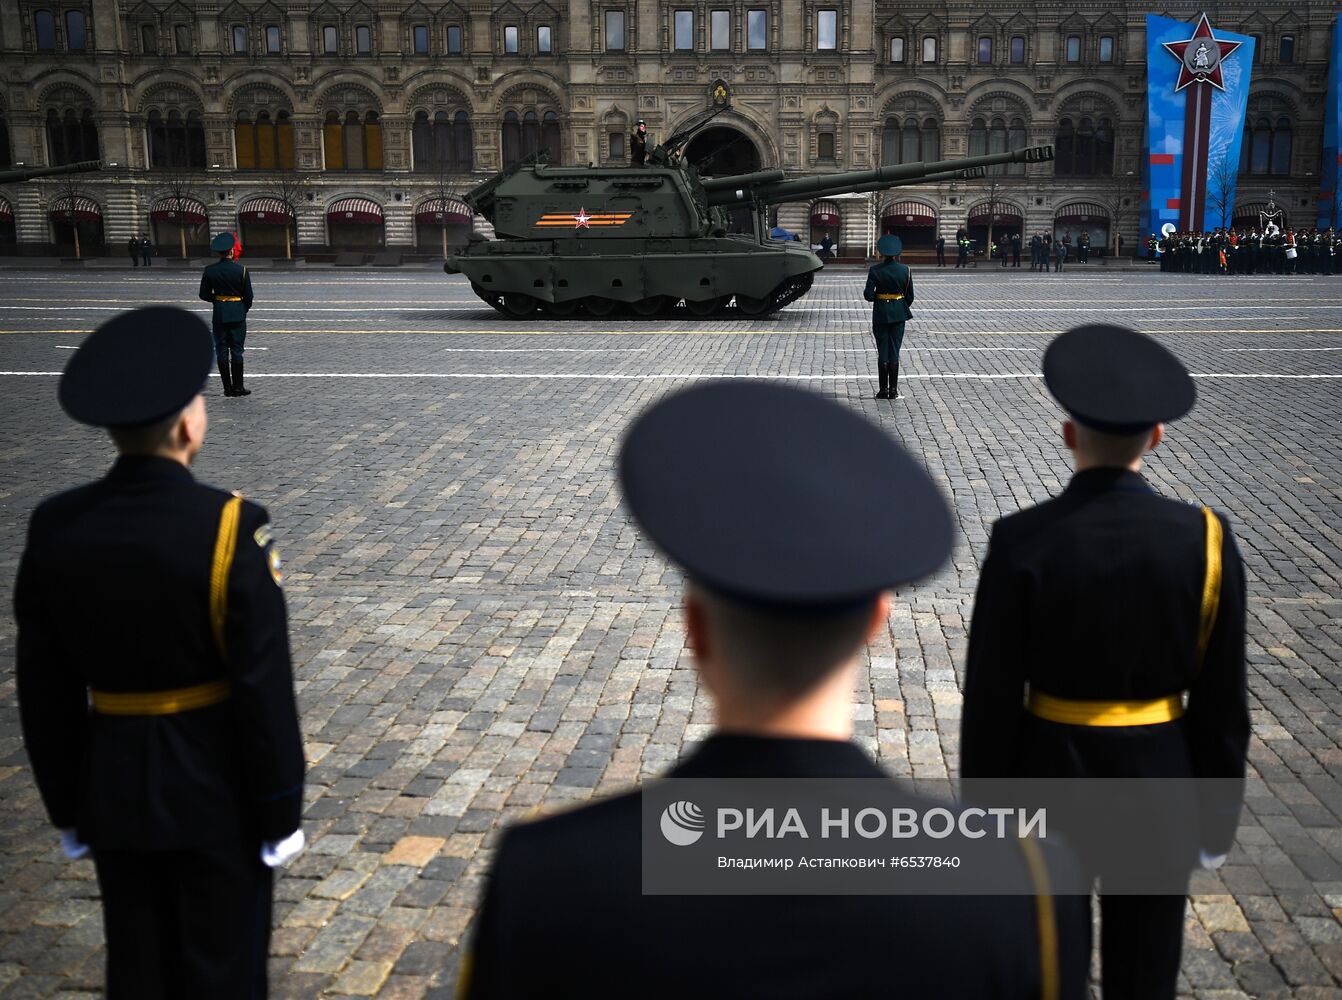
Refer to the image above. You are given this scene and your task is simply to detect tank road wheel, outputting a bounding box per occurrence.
[545,300,578,318]
[734,292,774,317]
[583,297,618,317]
[629,296,668,317]
[684,296,723,317]
[500,293,538,317]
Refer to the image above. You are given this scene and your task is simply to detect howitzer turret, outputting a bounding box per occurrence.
[0,160,101,184]
[446,143,1052,319]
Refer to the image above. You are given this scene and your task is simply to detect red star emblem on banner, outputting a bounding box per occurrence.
[573,208,592,229]
[1162,12,1241,92]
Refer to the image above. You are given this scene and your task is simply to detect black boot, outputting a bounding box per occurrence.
[233,359,252,397]
[888,363,901,399]
[876,364,890,399]
[217,356,234,396]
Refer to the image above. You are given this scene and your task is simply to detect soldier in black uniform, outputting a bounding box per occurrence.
[630,119,648,166]
[460,381,1088,1000]
[960,324,1248,1000]
[199,232,255,397]
[15,307,306,1000]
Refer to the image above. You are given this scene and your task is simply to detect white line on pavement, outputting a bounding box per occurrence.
[1221,347,1342,352]
[829,347,1039,352]
[4,371,1341,380]
[440,347,648,352]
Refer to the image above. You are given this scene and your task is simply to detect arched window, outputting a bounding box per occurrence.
[235,109,294,170]
[454,111,474,171]
[1074,117,1095,175]
[541,111,560,159]
[882,115,939,165]
[413,107,474,173]
[986,116,1009,175]
[35,10,56,49]
[1007,117,1027,175]
[46,108,99,165]
[522,110,540,156]
[1240,99,1293,177]
[901,118,919,162]
[502,110,521,166]
[1055,113,1112,176]
[501,106,558,165]
[1270,117,1292,175]
[881,118,898,164]
[1093,117,1114,175]
[1055,118,1074,175]
[968,117,987,157]
[147,108,207,169]
[324,109,383,171]
[65,10,87,49]
[922,119,940,162]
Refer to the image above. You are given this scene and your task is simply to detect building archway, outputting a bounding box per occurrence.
[685,126,761,234]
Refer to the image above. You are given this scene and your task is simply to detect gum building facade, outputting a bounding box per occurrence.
[0,1,1332,257]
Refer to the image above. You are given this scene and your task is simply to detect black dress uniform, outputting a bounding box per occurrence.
[461,382,1088,1000]
[630,120,648,166]
[14,307,305,1000]
[199,232,255,397]
[961,325,1248,1000]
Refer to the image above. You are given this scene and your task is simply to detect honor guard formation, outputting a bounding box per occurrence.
[1147,227,1342,275]
[15,306,1249,998]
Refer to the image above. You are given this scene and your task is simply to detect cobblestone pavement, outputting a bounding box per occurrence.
[1,264,1340,998]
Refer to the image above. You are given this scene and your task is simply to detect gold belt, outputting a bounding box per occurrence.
[876,293,904,301]
[1026,691,1183,727]
[215,295,242,302]
[91,680,232,716]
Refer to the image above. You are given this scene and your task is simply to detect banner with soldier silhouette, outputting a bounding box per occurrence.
[1319,13,1341,230]
[1143,13,1255,240]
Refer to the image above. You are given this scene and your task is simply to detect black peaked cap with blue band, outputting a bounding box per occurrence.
[618,382,953,608]
[211,232,235,253]
[59,306,215,427]
[1042,324,1195,435]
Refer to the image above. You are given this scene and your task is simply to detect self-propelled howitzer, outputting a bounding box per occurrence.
[446,144,1052,318]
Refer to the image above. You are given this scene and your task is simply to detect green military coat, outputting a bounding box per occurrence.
[862,258,915,324]
[198,259,254,327]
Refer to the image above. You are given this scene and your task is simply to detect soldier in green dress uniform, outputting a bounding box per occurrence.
[199,233,255,397]
[862,234,914,400]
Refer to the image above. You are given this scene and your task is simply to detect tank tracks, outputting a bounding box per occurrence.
[469,272,815,320]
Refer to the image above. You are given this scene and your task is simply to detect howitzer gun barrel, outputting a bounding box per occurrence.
[699,169,787,192]
[799,166,989,203]
[704,145,1052,207]
[0,159,101,184]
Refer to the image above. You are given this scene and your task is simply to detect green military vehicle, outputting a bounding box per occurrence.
[445,110,1051,318]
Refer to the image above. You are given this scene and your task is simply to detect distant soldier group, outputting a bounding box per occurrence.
[1148,227,1342,275]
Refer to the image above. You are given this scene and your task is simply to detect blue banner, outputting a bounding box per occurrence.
[1144,13,1254,238]
[1319,15,1341,229]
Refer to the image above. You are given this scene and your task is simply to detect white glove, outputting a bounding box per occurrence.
[261,828,305,868]
[59,828,89,860]
[1199,850,1228,870]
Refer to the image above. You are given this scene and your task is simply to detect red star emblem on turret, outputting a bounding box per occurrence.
[573,208,592,229]
[1162,13,1241,93]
